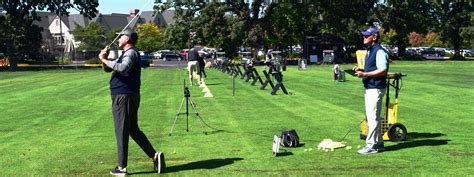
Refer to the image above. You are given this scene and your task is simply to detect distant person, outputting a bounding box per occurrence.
[265,49,273,67]
[187,46,198,85]
[99,28,166,175]
[197,49,208,80]
[333,64,340,81]
[353,26,389,155]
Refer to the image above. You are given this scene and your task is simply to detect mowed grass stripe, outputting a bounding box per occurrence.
[0,70,113,174]
[1,61,473,175]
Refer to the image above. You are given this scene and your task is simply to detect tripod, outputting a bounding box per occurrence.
[169,86,207,136]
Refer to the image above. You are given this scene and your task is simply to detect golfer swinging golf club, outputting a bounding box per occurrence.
[99,28,165,175]
[353,26,389,154]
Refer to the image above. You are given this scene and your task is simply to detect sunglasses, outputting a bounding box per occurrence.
[363,35,373,39]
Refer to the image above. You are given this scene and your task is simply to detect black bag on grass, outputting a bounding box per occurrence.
[281,129,299,147]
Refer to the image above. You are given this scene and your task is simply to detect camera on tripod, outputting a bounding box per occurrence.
[184,86,190,98]
[169,80,212,136]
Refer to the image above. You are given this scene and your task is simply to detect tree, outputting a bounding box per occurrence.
[154,1,206,50]
[460,12,474,49]
[155,1,245,58]
[380,28,397,45]
[195,2,230,49]
[135,22,164,52]
[0,1,98,70]
[316,0,377,48]
[408,32,424,47]
[264,3,305,50]
[157,1,471,60]
[433,1,473,57]
[192,2,245,58]
[241,0,265,51]
[425,31,445,47]
[72,22,107,50]
[374,1,437,56]
[162,22,191,50]
[408,31,446,48]
[0,11,42,68]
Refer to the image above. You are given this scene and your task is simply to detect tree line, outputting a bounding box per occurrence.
[0,0,472,70]
[155,0,472,59]
[0,1,98,70]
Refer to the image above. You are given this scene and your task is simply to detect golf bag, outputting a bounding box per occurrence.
[281,129,300,147]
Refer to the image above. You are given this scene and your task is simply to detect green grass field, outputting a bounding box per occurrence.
[1,61,473,176]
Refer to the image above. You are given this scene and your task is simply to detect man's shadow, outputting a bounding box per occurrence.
[406,132,445,139]
[129,157,243,175]
[384,132,450,152]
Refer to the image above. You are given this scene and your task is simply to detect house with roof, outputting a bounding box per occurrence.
[42,9,177,58]
[32,12,56,55]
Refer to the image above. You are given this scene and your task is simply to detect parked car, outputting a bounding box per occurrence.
[464,49,474,57]
[406,48,418,56]
[421,48,438,58]
[151,50,170,59]
[160,51,183,61]
[139,51,150,68]
[434,48,446,57]
[180,49,189,59]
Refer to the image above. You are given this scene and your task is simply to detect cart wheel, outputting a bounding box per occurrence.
[387,123,407,142]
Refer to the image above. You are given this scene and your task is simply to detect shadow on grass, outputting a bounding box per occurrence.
[276,151,294,157]
[406,132,445,140]
[384,139,450,152]
[168,129,226,136]
[384,132,449,152]
[297,143,306,147]
[128,157,243,175]
[128,170,157,175]
[160,157,245,175]
[167,157,243,173]
[204,83,222,86]
[205,129,226,135]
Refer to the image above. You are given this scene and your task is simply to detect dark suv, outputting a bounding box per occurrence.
[160,51,183,61]
[139,51,150,68]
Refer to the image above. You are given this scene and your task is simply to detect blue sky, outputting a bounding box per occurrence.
[70,0,156,14]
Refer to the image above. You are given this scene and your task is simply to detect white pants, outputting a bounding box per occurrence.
[187,61,197,75]
[365,88,385,148]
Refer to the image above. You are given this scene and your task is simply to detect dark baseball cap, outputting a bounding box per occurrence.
[116,28,138,43]
[361,27,379,37]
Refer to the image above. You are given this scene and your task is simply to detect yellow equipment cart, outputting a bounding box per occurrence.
[360,72,407,142]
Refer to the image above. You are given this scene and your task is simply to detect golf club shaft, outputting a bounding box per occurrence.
[106,0,153,48]
[340,119,365,141]
[107,14,140,48]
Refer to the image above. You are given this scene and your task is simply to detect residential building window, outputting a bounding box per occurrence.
[55,36,63,45]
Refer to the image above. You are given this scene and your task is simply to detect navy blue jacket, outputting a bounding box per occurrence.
[110,48,141,95]
[363,44,388,89]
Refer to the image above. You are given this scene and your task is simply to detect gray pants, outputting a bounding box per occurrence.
[112,93,156,168]
[364,88,385,148]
